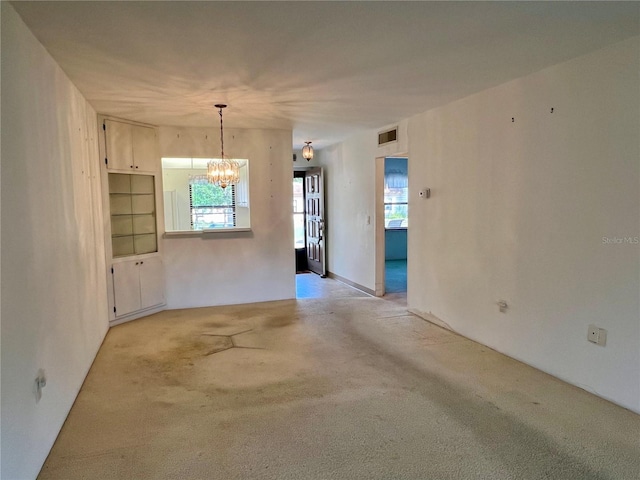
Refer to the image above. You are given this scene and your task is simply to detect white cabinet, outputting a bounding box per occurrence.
[139,257,165,309]
[102,116,165,324]
[131,124,159,172]
[104,119,159,172]
[112,256,165,318]
[112,260,140,317]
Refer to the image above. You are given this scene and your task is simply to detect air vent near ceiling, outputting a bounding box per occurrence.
[378,127,398,146]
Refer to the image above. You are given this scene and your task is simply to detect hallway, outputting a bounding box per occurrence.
[39,278,639,479]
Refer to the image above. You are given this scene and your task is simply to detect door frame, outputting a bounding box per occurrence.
[293,166,327,277]
[375,156,386,296]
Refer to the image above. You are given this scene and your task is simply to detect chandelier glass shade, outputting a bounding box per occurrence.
[207,104,239,189]
[302,141,314,161]
[207,158,240,189]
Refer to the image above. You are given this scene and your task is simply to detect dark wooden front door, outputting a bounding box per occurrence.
[305,168,326,276]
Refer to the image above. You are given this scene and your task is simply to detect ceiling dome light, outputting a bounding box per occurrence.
[302,141,314,161]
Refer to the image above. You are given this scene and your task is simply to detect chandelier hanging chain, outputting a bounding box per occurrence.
[218,105,225,159]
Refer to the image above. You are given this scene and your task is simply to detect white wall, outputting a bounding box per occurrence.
[318,38,639,412]
[319,133,376,290]
[1,4,109,479]
[159,127,295,308]
[407,37,640,413]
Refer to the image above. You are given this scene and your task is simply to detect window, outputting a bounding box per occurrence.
[189,183,236,230]
[293,176,305,248]
[162,157,250,232]
[384,167,408,229]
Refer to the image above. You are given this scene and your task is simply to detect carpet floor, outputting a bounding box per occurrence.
[296,272,370,299]
[38,278,639,479]
[385,259,407,293]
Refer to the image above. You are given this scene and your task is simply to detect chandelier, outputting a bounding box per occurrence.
[207,104,239,189]
[302,141,314,161]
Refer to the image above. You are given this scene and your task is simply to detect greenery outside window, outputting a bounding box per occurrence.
[189,183,236,230]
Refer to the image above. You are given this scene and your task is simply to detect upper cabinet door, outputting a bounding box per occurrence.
[132,125,160,173]
[104,120,159,172]
[104,119,134,170]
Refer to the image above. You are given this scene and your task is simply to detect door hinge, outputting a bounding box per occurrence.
[111,267,114,274]
[113,306,116,313]
[105,157,108,165]
[103,123,106,131]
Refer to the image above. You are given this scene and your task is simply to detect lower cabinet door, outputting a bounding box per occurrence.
[139,256,165,309]
[112,260,142,317]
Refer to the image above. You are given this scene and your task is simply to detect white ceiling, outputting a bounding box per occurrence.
[11,1,640,149]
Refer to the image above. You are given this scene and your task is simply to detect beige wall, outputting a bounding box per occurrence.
[407,37,639,413]
[159,127,295,308]
[1,4,109,478]
[319,37,640,413]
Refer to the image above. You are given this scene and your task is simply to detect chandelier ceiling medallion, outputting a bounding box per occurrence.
[207,104,240,189]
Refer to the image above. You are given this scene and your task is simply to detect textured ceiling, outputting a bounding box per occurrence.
[10,1,640,149]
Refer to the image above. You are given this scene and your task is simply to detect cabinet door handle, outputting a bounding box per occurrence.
[135,262,139,265]
[140,261,144,265]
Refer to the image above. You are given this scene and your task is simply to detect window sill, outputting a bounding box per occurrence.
[385,227,408,231]
[164,228,252,238]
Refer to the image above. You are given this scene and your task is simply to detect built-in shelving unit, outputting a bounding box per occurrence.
[100,115,165,325]
[108,173,157,257]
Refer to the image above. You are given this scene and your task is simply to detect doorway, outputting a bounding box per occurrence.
[375,156,408,298]
[294,168,327,298]
[293,168,326,276]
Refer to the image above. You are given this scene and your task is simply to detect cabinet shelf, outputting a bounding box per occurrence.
[109,173,157,257]
[111,213,156,217]
[112,233,156,239]
[109,193,154,196]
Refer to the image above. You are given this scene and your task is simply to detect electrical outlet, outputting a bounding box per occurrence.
[34,369,47,403]
[587,325,607,346]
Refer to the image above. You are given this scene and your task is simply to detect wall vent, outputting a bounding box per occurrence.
[378,127,398,146]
